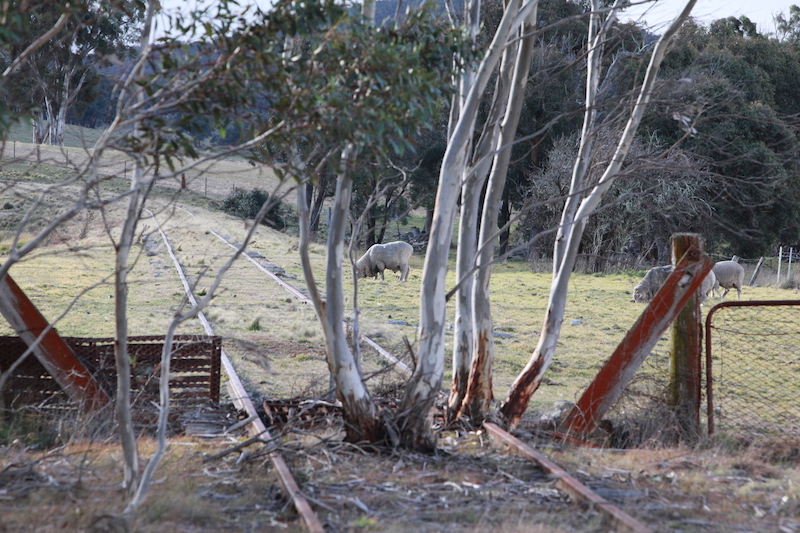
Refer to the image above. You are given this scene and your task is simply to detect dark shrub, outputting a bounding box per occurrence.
[221,188,287,229]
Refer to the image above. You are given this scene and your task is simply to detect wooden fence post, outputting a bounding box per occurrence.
[749,257,764,286]
[669,233,703,441]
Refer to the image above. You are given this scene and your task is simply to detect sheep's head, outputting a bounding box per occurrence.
[356,260,373,279]
[632,287,650,303]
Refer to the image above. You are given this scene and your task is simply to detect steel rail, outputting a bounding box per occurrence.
[484,423,652,533]
[148,211,323,533]
[178,207,651,531]
[208,228,412,374]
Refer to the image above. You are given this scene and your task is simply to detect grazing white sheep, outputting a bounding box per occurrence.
[712,260,745,299]
[632,265,716,304]
[356,241,413,281]
[701,269,717,303]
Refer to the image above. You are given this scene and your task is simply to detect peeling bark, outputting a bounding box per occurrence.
[447,0,526,421]
[463,329,493,421]
[464,3,538,424]
[403,0,537,443]
[448,176,481,422]
[401,0,536,446]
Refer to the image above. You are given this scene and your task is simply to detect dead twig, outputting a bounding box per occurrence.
[202,429,278,463]
[402,335,416,373]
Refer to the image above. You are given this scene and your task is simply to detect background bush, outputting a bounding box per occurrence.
[221,188,292,230]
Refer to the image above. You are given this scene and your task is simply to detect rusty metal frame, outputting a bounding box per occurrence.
[0,335,222,409]
[705,299,800,436]
[0,274,110,410]
[484,423,652,533]
[560,247,713,434]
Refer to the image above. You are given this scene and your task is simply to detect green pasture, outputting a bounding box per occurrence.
[3,121,107,147]
[1,134,798,417]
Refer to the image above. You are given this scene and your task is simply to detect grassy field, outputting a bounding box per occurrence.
[0,147,796,414]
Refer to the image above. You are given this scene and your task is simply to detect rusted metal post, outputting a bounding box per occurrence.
[669,233,703,441]
[0,274,109,409]
[560,247,713,435]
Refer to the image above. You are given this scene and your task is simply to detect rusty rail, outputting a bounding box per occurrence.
[484,423,652,533]
[150,212,323,533]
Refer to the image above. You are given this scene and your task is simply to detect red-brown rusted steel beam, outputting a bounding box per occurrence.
[484,423,652,533]
[560,247,713,435]
[221,354,324,533]
[0,273,109,409]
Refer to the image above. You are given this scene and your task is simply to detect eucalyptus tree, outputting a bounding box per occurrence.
[500,0,698,426]
[281,4,466,444]
[1,0,402,506]
[1,0,142,145]
[632,15,800,257]
[454,0,540,424]
[396,0,539,448]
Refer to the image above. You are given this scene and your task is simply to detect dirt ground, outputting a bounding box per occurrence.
[3,336,800,533]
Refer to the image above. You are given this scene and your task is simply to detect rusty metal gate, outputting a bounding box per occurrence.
[705,300,800,438]
[0,335,222,412]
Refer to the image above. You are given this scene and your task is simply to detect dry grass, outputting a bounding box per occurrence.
[4,418,800,532]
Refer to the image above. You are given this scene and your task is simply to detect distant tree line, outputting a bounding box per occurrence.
[4,0,800,258]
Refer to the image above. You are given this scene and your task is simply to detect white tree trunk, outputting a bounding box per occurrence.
[362,0,376,25]
[552,2,607,273]
[50,65,85,147]
[399,0,536,448]
[322,144,380,442]
[449,172,480,418]
[114,1,157,496]
[500,0,697,428]
[447,23,519,420]
[50,66,71,146]
[464,2,538,423]
[114,158,143,496]
[32,108,48,144]
[445,0,484,422]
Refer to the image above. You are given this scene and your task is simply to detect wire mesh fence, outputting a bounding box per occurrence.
[706,301,800,440]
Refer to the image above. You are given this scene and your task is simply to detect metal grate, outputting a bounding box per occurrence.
[0,335,221,411]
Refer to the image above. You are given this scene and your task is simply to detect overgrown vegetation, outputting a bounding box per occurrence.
[220,187,294,230]
[3,147,800,530]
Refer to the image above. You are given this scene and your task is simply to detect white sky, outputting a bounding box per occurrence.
[157,0,798,37]
[154,0,273,39]
[619,0,798,34]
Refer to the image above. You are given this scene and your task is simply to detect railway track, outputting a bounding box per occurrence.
[146,205,651,533]
[146,209,323,533]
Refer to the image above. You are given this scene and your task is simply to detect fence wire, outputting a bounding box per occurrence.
[706,301,800,439]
